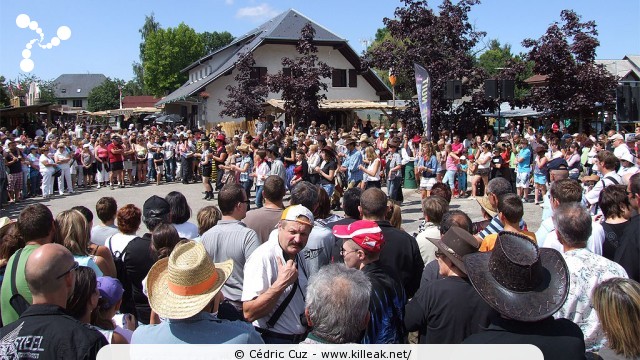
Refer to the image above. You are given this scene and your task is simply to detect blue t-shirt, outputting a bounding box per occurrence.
[517,148,532,172]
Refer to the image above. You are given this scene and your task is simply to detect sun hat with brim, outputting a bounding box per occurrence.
[463,231,569,322]
[237,144,250,153]
[412,135,422,143]
[146,241,233,319]
[426,226,479,274]
[476,196,497,217]
[609,134,623,141]
[359,134,371,144]
[344,138,357,147]
[0,217,13,229]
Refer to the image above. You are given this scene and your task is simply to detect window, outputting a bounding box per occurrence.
[72,99,83,108]
[250,67,268,85]
[61,89,66,93]
[58,99,67,105]
[332,69,347,87]
[76,88,81,93]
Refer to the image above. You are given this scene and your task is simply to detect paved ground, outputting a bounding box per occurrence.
[1,182,543,236]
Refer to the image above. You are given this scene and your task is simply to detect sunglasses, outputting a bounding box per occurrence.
[56,261,79,279]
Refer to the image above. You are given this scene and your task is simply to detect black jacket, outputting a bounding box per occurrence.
[0,304,107,360]
[376,221,424,298]
[463,316,586,360]
[123,235,155,324]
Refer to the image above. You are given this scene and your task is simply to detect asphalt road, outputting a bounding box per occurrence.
[2,181,543,236]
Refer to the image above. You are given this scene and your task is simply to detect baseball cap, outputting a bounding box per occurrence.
[281,205,314,227]
[143,195,171,219]
[97,276,124,309]
[333,220,385,253]
[610,134,624,141]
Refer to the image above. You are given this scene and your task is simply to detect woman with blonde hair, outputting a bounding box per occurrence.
[416,143,438,198]
[56,209,110,276]
[358,146,381,189]
[307,144,321,184]
[591,278,640,359]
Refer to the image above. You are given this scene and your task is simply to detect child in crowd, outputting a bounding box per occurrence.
[153,147,164,186]
[93,276,136,344]
[479,193,536,251]
[456,155,468,198]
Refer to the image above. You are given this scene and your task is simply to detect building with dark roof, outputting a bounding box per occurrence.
[157,9,391,128]
[53,73,107,109]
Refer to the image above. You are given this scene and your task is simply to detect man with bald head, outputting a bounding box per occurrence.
[0,244,107,359]
[1,204,56,325]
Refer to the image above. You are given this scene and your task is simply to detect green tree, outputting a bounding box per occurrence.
[132,13,161,94]
[1,74,57,105]
[200,31,234,55]
[477,40,534,102]
[87,78,125,112]
[143,23,204,97]
[0,76,10,106]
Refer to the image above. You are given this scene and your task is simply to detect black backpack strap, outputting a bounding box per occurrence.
[266,280,298,329]
[10,248,24,296]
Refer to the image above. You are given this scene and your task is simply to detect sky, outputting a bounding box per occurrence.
[0,0,638,83]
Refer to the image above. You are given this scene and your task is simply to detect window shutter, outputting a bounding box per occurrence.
[332,69,341,87]
[283,68,291,77]
[349,69,357,88]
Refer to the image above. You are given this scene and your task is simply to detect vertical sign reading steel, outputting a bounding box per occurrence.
[414,63,431,140]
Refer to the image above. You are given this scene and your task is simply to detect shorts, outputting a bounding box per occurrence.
[7,172,23,192]
[534,174,547,185]
[516,171,531,188]
[155,165,164,175]
[123,160,133,171]
[110,161,124,171]
[420,177,437,190]
[476,168,490,177]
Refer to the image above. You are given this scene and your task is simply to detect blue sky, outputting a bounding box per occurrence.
[0,0,638,83]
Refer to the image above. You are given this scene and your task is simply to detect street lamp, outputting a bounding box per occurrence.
[389,71,397,126]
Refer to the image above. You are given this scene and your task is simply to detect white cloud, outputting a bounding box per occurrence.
[236,3,279,21]
[225,0,234,5]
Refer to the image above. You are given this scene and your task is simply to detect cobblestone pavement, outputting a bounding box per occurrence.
[1,181,543,236]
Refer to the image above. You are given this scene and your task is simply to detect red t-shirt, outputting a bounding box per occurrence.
[107,143,124,163]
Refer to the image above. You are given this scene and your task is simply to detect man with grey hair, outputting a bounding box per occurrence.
[476,177,527,240]
[553,203,627,352]
[301,264,371,344]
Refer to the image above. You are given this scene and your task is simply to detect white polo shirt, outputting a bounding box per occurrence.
[241,235,308,335]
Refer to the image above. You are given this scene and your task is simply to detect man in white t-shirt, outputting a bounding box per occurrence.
[538,179,604,255]
[242,205,314,344]
[610,133,632,160]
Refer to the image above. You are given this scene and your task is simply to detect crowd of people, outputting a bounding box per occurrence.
[0,117,639,360]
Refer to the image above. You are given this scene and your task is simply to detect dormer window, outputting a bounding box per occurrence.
[77,88,81,93]
[61,89,66,93]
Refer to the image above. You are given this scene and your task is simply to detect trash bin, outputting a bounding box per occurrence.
[404,162,417,189]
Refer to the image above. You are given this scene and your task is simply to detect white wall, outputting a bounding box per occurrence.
[195,43,382,124]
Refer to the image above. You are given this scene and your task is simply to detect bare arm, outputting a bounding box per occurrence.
[243,258,297,322]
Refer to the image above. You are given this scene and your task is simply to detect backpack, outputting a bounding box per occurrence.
[105,235,135,316]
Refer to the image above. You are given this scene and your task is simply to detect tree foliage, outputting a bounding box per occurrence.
[522,10,617,118]
[267,23,332,126]
[87,77,125,112]
[0,76,9,107]
[477,40,534,102]
[0,74,56,106]
[219,52,268,120]
[200,31,234,55]
[131,13,160,95]
[365,0,489,136]
[143,23,204,97]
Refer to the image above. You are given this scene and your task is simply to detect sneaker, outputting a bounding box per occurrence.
[110,185,114,190]
[96,184,101,189]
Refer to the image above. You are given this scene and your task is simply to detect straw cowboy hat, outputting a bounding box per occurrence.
[146,241,233,319]
[476,196,497,217]
[463,231,569,322]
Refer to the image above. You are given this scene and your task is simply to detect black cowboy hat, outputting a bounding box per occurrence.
[463,231,569,322]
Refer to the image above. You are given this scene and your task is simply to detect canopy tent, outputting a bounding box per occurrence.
[153,114,183,124]
[89,107,161,120]
[482,102,545,118]
[263,99,405,111]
